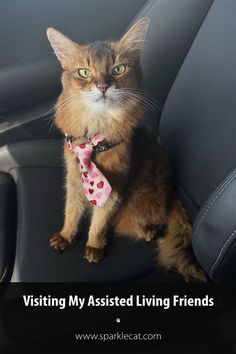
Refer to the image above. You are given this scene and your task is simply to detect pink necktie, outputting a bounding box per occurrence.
[67,134,112,207]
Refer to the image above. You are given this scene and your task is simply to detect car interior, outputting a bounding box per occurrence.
[0,0,235,353]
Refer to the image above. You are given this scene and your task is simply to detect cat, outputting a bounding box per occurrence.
[47,17,206,282]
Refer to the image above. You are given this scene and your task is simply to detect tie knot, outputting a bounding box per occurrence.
[91,134,105,146]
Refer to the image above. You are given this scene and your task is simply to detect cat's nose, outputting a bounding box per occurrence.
[97,83,109,94]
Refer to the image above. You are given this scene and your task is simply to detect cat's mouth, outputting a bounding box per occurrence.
[95,95,113,103]
[83,88,118,109]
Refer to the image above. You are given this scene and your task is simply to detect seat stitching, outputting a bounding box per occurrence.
[193,167,236,229]
[210,229,236,274]
[193,169,236,238]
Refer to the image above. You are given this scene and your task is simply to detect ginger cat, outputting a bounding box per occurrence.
[47,18,206,281]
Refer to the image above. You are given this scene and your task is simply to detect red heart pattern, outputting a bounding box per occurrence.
[79,143,86,149]
[97,181,104,189]
[69,133,112,207]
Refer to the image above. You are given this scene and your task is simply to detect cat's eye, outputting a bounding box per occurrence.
[78,68,92,78]
[112,64,126,76]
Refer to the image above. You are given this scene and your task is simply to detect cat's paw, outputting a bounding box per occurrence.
[84,246,103,263]
[144,224,167,241]
[144,230,156,242]
[50,233,72,251]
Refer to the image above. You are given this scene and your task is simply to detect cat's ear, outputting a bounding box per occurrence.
[47,28,80,70]
[117,17,150,56]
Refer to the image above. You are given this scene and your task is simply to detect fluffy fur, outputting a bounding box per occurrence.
[47,18,206,281]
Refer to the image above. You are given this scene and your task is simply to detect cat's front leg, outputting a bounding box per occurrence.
[50,174,86,251]
[85,192,120,263]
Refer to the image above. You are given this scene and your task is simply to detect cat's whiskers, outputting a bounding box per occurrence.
[120,88,161,112]
[55,93,83,110]
[117,88,159,102]
[117,90,159,114]
[42,91,88,121]
[48,113,57,136]
[121,92,159,110]
[45,88,159,137]
[116,97,128,112]
[47,93,85,135]
[127,93,158,109]
[122,88,161,103]
[42,106,57,119]
[129,97,156,114]
[55,93,86,117]
[127,97,157,115]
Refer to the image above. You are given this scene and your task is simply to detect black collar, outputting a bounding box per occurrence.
[65,135,121,154]
[93,140,120,154]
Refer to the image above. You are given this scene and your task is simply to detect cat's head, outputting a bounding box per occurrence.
[47,18,149,116]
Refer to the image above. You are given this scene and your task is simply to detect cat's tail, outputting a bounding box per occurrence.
[157,199,207,282]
